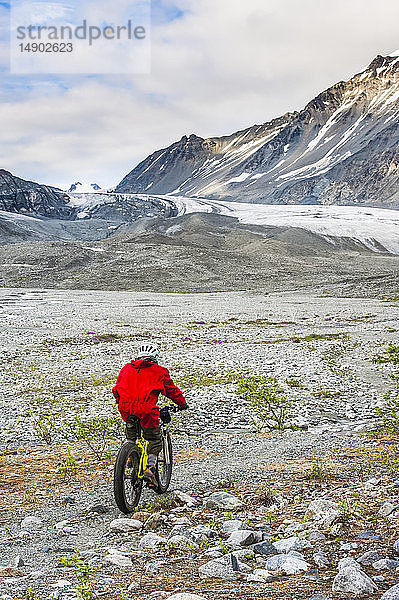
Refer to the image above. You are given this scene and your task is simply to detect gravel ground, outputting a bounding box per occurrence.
[0,287,398,600]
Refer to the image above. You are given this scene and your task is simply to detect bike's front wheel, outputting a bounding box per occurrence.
[156,431,173,494]
[113,442,143,513]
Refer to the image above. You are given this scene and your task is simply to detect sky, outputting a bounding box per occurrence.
[0,0,399,190]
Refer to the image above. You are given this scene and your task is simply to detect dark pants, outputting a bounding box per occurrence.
[125,421,162,456]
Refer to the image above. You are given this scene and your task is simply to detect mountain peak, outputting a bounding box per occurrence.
[115,53,399,208]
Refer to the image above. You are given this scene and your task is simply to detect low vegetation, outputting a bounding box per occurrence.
[236,375,295,431]
[373,343,399,434]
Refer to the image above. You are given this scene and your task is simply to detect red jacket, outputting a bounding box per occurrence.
[112,360,186,428]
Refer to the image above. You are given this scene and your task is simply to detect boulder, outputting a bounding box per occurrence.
[206,492,243,510]
[20,516,43,530]
[109,518,142,533]
[357,550,382,566]
[378,502,396,517]
[247,568,273,582]
[332,565,377,596]
[382,584,399,600]
[253,540,278,556]
[372,559,399,570]
[273,536,310,553]
[265,554,309,575]
[169,535,199,550]
[105,551,132,567]
[138,533,168,551]
[222,519,245,534]
[305,530,326,541]
[232,548,255,561]
[173,491,198,507]
[313,551,330,568]
[198,553,241,580]
[305,499,342,528]
[226,530,257,548]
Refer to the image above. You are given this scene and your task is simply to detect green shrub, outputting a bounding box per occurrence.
[373,344,399,433]
[236,375,294,431]
[63,414,122,460]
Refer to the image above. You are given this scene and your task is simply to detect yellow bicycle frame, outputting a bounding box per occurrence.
[136,436,149,479]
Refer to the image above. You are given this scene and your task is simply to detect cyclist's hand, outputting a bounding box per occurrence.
[179,404,188,411]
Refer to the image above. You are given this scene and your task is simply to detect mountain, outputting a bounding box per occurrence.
[116,54,399,207]
[0,169,72,219]
[68,182,102,193]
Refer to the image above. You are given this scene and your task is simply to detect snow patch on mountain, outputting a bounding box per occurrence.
[146,194,399,254]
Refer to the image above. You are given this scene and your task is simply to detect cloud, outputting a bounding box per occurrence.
[1,0,399,188]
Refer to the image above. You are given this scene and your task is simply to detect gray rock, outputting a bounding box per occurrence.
[109,518,142,533]
[332,565,378,595]
[357,550,383,566]
[20,516,43,530]
[265,554,309,574]
[206,492,243,510]
[273,536,310,553]
[379,502,396,517]
[88,504,108,514]
[7,557,24,568]
[138,533,168,551]
[203,549,223,559]
[232,548,255,561]
[191,524,217,539]
[309,595,333,600]
[222,519,245,534]
[372,559,399,570]
[253,540,278,556]
[313,551,330,568]
[393,539,399,553]
[381,584,399,599]
[305,530,326,541]
[145,561,164,575]
[364,477,380,489]
[198,553,241,580]
[173,491,198,507]
[356,530,381,540]
[340,542,358,551]
[105,551,132,568]
[247,568,273,582]
[169,535,199,550]
[338,557,362,570]
[168,525,206,545]
[305,498,342,528]
[226,529,257,548]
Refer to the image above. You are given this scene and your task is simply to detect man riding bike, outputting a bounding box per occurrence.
[112,343,187,486]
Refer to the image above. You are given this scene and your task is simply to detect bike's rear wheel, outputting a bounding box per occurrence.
[113,442,143,513]
[156,431,173,494]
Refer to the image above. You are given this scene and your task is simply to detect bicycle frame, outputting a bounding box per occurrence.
[135,435,149,479]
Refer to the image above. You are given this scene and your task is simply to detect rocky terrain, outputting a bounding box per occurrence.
[0,170,71,220]
[0,211,398,295]
[116,54,399,208]
[0,288,399,599]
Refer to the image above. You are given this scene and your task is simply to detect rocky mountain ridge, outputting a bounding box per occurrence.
[116,54,399,207]
[0,169,72,219]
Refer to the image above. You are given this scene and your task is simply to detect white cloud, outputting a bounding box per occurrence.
[1,0,399,187]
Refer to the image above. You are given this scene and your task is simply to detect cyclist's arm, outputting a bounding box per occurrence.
[163,371,187,409]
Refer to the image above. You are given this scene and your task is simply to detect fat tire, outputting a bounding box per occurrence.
[156,431,173,494]
[113,441,143,513]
